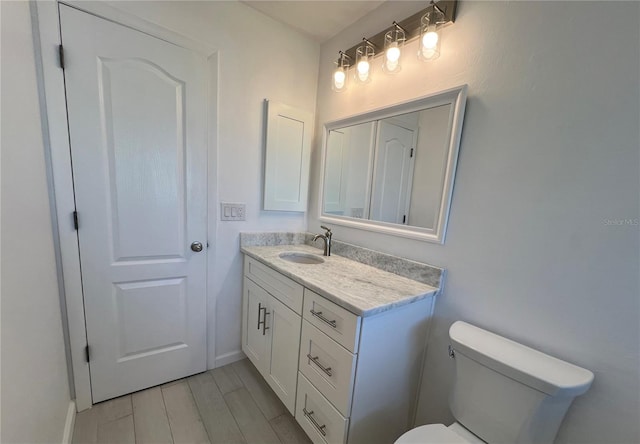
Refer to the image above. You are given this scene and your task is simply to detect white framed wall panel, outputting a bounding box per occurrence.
[263,99,313,212]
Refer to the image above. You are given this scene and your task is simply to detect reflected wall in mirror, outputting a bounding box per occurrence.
[320,85,467,243]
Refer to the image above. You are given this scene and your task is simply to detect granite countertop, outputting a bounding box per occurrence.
[241,244,438,317]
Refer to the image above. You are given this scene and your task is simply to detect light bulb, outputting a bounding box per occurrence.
[357,59,369,74]
[333,68,346,90]
[419,9,443,62]
[357,58,370,81]
[383,28,404,74]
[422,31,439,49]
[386,45,401,63]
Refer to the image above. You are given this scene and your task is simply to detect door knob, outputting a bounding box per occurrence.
[191,241,204,252]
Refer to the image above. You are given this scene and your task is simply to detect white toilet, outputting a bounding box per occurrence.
[396,321,594,443]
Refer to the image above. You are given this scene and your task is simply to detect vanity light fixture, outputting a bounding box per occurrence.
[332,51,351,92]
[383,22,406,74]
[330,1,457,92]
[355,39,375,84]
[418,2,446,61]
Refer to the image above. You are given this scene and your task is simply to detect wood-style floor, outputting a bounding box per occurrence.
[72,358,312,444]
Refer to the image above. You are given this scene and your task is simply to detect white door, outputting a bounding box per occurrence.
[60,5,208,402]
[369,121,416,224]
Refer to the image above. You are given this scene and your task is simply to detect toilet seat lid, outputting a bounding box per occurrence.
[395,424,472,444]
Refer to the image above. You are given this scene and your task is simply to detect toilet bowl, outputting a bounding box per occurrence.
[396,423,484,443]
[395,321,594,444]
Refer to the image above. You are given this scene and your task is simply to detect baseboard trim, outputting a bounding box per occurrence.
[62,400,76,444]
[213,350,246,368]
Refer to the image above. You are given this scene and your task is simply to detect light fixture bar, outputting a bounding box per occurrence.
[342,0,457,64]
[362,37,377,49]
[392,21,409,34]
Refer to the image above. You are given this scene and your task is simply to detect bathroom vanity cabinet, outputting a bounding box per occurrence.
[241,245,439,444]
[242,256,303,413]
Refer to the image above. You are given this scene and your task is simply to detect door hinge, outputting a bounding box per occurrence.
[84,345,90,363]
[72,211,79,230]
[410,148,414,158]
[402,215,406,224]
[58,44,65,70]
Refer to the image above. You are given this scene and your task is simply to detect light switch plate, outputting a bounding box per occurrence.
[220,202,246,221]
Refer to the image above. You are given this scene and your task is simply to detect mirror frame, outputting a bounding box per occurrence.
[319,84,468,243]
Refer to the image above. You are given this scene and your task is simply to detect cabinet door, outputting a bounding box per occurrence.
[242,278,270,373]
[263,100,313,212]
[264,295,301,415]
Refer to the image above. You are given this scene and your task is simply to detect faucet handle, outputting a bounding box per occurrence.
[320,225,331,234]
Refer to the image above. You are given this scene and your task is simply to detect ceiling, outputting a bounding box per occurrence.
[242,1,385,42]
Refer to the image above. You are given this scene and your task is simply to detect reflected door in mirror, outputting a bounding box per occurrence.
[370,120,417,225]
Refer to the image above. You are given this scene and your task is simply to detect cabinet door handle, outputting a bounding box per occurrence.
[303,408,327,436]
[307,354,332,377]
[262,309,270,335]
[309,309,337,328]
[257,302,263,330]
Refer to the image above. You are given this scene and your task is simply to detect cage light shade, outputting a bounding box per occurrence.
[332,52,350,92]
[383,28,405,74]
[355,44,374,84]
[419,8,445,61]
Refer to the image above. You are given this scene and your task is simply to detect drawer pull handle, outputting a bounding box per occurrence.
[262,309,270,335]
[310,309,337,328]
[303,408,327,436]
[257,303,270,335]
[307,354,332,377]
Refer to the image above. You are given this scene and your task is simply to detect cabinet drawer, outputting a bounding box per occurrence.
[299,320,356,417]
[303,289,361,353]
[296,373,348,444]
[245,256,303,314]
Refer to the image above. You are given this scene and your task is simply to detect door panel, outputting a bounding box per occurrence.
[114,278,187,360]
[60,5,207,402]
[101,58,187,261]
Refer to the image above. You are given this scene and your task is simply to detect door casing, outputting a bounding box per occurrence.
[33,0,219,411]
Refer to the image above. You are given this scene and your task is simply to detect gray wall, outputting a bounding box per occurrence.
[309,2,639,443]
[1,1,71,442]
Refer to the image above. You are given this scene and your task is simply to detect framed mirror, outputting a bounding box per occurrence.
[319,85,467,243]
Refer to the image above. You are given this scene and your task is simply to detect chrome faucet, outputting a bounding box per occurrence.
[312,225,332,256]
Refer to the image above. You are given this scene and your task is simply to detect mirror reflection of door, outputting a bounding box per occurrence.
[370,120,417,224]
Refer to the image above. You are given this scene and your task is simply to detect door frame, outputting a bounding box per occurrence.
[33,0,219,411]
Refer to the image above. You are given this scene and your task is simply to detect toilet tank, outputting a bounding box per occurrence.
[448,322,594,444]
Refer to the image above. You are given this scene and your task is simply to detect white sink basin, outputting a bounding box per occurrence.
[279,252,325,265]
